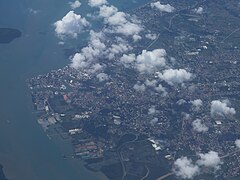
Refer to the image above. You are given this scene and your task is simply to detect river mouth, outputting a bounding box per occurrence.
[0,28,21,44]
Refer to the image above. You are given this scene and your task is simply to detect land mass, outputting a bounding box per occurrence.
[0,164,8,180]
[0,28,21,44]
[27,0,240,179]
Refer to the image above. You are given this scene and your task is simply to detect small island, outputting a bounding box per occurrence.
[0,164,8,180]
[0,28,21,44]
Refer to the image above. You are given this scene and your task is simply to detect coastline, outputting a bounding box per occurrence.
[0,28,21,44]
[0,0,151,179]
[0,164,8,180]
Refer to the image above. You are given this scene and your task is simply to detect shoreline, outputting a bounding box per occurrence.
[0,28,21,44]
[0,164,8,180]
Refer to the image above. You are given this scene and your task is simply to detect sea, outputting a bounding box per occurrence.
[0,0,150,180]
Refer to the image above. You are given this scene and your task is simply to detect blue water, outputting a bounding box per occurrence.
[0,0,150,179]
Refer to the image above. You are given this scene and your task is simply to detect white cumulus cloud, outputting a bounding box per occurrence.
[194,7,203,14]
[145,79,157,87]
[88,0,107,7]
[107,37,132,59]
[133,83,146,92]
[136,49,166,73]
[71,29,133,72]
[96,72,109,82]
[197,151,222,170]
[210,100,236,117]
[145,33,157,40]
[99,5,118,17]
[54,11,89,38]
[174,151,222,178]
[151,1,175,13]
[158,69,192,85]
[120,53,136,67]
[71,30,106,72]
[174,157,200,179]
[144,79,167,96]
[235,139,240,149]
[155,84,168,96]
[148,106,159,115]
[121,49,167,74]
[192,119,208,133]
[99,4,143,38]
[191,99,203,111]
[150,117,159,125]
[69,0,81,9]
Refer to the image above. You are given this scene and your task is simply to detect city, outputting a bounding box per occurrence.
[27,0,240,179]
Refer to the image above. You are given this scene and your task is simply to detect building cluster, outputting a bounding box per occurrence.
[27,0,240,179]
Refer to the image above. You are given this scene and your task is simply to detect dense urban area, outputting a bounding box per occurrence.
[27,0,240,179]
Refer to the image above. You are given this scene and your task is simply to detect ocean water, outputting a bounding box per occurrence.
[0,0,150,179]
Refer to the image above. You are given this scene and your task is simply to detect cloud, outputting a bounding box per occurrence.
[150,117,159,125]
[177,99,187,105]
[151,1,175,13]
[121,49,167,73]
[106,37,132,59]
[197,151,222,170]
[67,3,136,72]
[88,0,107,7]
[174,151,222,179]
[113,21,142,38]
[90,63,104,74]
[28,8,40,15]
[104,12,142,36]
[192,119,208,133]
[148,106,158,115]
[210,100,236,117]
[54,11,89,38]
[144,79,167,96]
[70,31,132,73]
[89,2,142,39]
[136,49,166,73]
[154,84,168,96]
[191,99,203,111]
[69,0,81,9]
[174,157,200,179]
[235,139,240,149]
[96,72,109,82]
[133,83,146,92]
[183,113,190,120]
[105,11,126,25]
[158,69,192,85]
[145,33,157,40]
[120,53,136,67]
[145,79,157,87]
[133,34,142,42]
[70,30,106,72]
[99,5,143,38]
[194,7,203,14]
[99,5,118,17]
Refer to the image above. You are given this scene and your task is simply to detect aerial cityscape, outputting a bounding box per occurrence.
[1,0,240,180]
